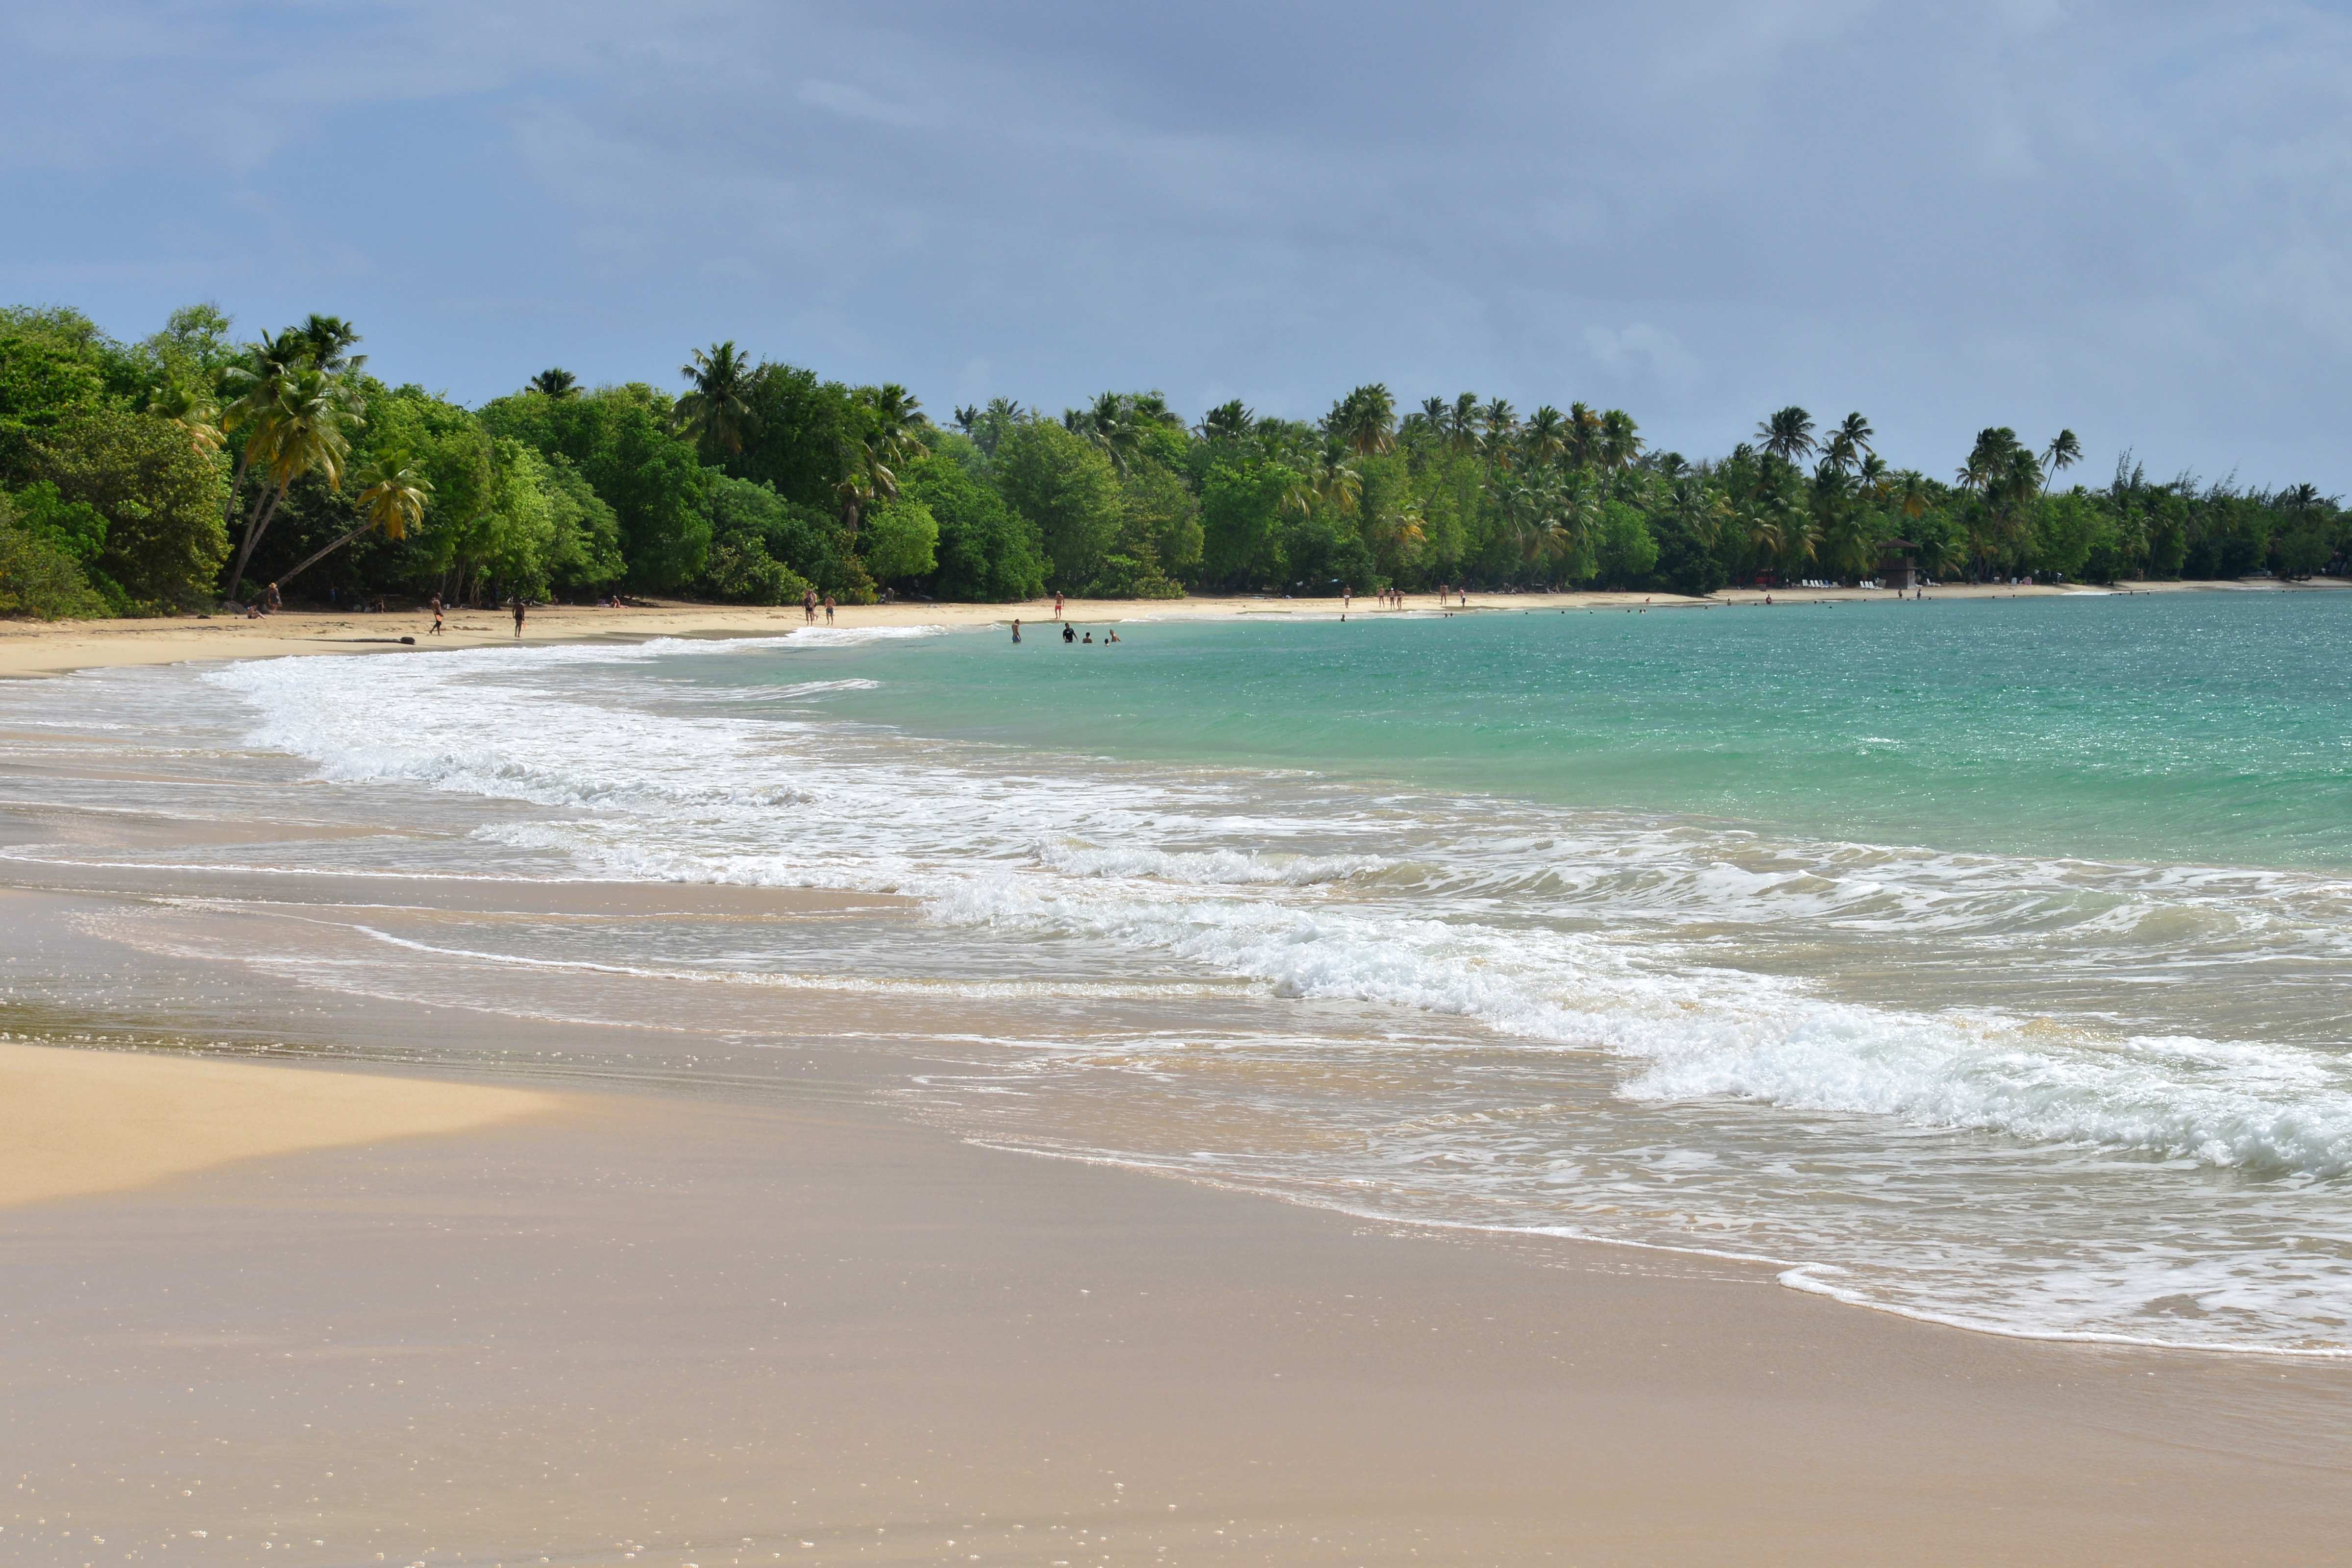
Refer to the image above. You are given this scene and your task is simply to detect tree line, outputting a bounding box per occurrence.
[1,300,2345,618]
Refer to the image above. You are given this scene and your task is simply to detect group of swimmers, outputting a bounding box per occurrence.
[1009,618,1119,645]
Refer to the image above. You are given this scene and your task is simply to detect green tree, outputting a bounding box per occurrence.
[0,491,108,618]
[904,437,1046,601]
[225,366,358,596]
[276,450,432,590]
[994,419,1125,592]
[1199,460,1295,588]
[480,385,712,591]
[860,497,940,586]
[675,342,760,460]
[34,409,228,610]
[1758,406,1816,466]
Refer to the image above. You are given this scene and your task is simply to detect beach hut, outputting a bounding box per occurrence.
[1878,539,1919,590]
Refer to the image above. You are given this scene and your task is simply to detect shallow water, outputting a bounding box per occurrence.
[5,592,2351,1353]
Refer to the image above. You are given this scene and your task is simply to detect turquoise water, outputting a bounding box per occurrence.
[814,593,2352,871]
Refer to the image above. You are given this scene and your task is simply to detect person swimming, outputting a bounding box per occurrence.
[1062,623,1076,642]
[1106,629,1120,643]
[1082,632,1093,643]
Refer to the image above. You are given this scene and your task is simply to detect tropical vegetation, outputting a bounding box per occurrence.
[1,301,2345,618]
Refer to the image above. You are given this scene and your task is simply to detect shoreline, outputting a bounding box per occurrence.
[0,574,2339,678]
[6,1023,2352,1564]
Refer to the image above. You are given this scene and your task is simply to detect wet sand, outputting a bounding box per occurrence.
[6,1028,2352,1567]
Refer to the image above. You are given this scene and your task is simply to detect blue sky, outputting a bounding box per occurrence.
[6,1,2351,488]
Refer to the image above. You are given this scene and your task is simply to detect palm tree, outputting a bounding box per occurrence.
[865,383,926,463]
[530,368,579,399]
[217,327,310,531]
[1596,409,1642,475]
[1521,405,1569,466]
[1417,395,1450,435]
[1895,469,1932,524]
[1127,391,1186,430]
[1758,406,1816,466]
[1667,477,1728,550]
[675,342,761,458]
[2041,428,2082,491]
[1197,399,1254,442]
[1330,383,1396,457]
[1075,391,1143,473]
[225,366,359,597]
[296,315,365,375]
[1834,412,1874,463]
[1311,445,1364,515]
[1448,393,1480,452]
[1567,402,1601,468]
[150,378,223,456]
[276,451,433,589]
[1957,427,2017,493]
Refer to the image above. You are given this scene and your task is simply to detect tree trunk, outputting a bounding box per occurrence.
[225,481,290,601]
[275,520,375,591]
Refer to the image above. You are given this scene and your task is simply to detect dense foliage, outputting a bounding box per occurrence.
[2,301,2346,617]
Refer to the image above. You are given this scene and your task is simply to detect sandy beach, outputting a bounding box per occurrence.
[0,575,2338,678]
[4,588,2352,1565]
[7,1012,2352,1567]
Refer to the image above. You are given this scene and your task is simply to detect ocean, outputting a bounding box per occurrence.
[7,590,2351,1353]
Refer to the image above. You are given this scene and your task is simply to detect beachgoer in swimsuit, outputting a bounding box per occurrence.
[1011,619,1022,643]
[823,596,835,624]
[1054,592,1064,620]
[512,597,526,637]
[1062,623,1076,643]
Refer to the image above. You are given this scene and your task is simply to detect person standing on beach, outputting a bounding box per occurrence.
[511,596,526,638]
[823,595,835,624]
[1054,591,1064,620]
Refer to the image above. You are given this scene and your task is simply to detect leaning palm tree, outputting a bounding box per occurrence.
[675,342,761,458]
[529,368,579,399]
[217,328,310,530]
[224,367,359,597]
[1758,406,1816,466]
[2041,428,2082,491]
[275,451,434,589]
